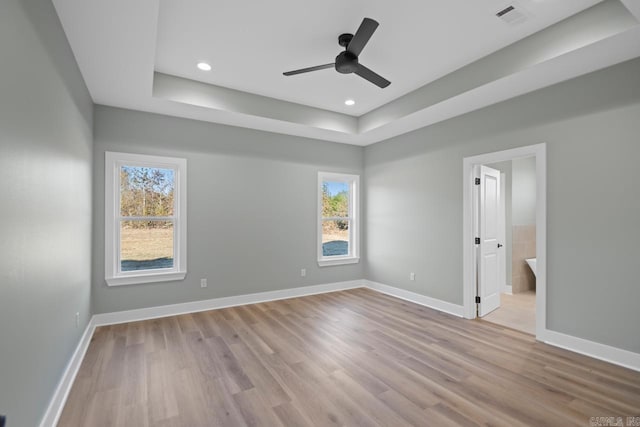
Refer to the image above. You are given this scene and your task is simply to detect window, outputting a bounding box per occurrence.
[318,172,359,266]
[105,152,187,286]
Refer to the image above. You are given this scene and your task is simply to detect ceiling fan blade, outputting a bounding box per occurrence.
[347,18,379,57]
[354,64,390,88]
[283,63,334,76]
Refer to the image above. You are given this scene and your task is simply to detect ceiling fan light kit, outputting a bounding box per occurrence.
[283,18,391,88]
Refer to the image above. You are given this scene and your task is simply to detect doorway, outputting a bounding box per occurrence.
[462,144,547,340]
[481,158,536,334]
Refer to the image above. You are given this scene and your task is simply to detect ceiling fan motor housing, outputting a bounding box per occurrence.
[338,33,354,47]
[335,51,359,74]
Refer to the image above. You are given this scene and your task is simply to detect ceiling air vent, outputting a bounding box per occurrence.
[496,4,527,25]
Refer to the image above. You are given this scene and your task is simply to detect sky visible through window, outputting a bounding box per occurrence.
[324,181,349,198]
[121,166,174,195]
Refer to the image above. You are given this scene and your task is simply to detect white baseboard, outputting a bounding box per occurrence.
[40,280,364,426]
[503,285,513,295]
[38,279,462,426]
[39,277,640,427]
[93,280,365,326]
[544,330,640,372]
[364,280,465,317]
[363,281,640,371]
[39,319,96,427]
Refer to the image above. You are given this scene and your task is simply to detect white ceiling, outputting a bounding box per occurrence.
[52,0,640,145]
[155,0,600,116]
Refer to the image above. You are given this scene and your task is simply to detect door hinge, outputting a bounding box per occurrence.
[475,296,481,304]
[475,177,481,185]
[475,237,480,245]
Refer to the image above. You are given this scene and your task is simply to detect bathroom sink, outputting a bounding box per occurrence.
[526,258,537,277]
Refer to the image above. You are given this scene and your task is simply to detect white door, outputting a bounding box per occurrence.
[478,165,501,316]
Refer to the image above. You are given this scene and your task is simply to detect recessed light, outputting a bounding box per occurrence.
[197,62,212,71]
[345,99,355,106]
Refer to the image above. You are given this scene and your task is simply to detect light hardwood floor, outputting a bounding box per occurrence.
[59,288,640,426]
[481,291,536,335]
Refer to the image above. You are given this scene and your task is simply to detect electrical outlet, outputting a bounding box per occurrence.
[410,272,416,281]
[200,278,207,288]
[75,312,80,328]
[301,268,306,277]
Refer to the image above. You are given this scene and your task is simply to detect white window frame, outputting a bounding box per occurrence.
[317,172,360,267]
[105,152,187,286]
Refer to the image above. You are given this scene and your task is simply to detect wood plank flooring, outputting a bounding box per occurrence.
[59,288,640,426]
[481,291,536,335]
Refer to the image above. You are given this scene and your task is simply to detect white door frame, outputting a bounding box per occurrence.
[462,143,547,341]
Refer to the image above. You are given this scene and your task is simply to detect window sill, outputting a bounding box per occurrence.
[106,271,186,286]
[317,257,360,267]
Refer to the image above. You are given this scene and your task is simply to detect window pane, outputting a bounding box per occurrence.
[120,220,174,271]
[120,166,175,217]
[322,181,349,218]
[322,220,349,257]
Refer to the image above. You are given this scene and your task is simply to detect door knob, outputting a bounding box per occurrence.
[497,243,503,248]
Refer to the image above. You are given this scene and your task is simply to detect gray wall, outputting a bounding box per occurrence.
[512,157,537,226]
[93,107,364,314]
[0,0,93,426]
[364,58,640,353]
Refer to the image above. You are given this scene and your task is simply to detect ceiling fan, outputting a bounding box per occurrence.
[283,18,391,89]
